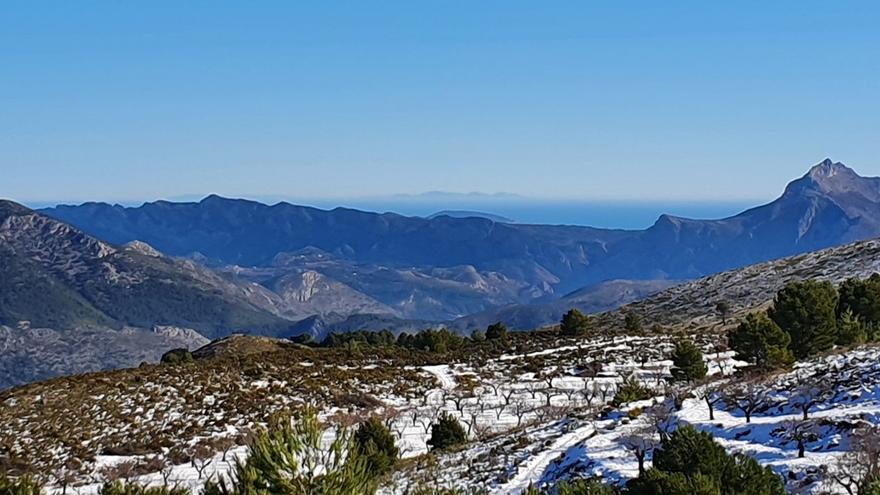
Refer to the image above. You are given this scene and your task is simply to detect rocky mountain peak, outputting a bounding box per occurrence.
[806,158,857,182]
[783,159,868,198]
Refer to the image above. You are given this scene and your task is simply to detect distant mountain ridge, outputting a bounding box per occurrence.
[3,159,880,386]
[42,159,880,323]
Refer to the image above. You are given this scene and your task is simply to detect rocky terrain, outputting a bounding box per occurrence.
[0,201,303,387]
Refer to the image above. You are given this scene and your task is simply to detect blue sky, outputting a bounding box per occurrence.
[2,1,878,204]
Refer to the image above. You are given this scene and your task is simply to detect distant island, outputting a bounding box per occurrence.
[427,210,515,223]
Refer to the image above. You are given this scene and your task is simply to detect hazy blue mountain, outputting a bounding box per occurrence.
[40,159,880,323]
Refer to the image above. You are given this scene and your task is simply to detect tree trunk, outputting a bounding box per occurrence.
[706,399,715,420]
[798,439,805,458]
[637,452,645,476]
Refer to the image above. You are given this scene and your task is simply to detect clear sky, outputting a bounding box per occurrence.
[2,1,878,204]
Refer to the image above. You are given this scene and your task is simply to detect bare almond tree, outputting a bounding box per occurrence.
[622,426,658,476]
[190,444,215,480]
[781,420,818,458]
[828,425,880,495]
[789,374,830,420]
[512,397,532,428]
[696,381,724,421]
[723,382,767,424]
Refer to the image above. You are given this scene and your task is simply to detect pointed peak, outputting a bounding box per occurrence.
[807,159,855,180]
[200,194,228,203]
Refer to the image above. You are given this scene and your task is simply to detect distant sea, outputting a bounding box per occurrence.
[30,197,765,230]
[302,199,764,230]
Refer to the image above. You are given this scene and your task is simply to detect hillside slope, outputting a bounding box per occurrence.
[2,235,879,490]
[0,201,302,388]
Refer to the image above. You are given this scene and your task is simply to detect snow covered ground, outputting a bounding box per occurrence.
[44,338,880,495]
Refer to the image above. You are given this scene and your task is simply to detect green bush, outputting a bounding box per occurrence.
[0,476,42,495]
[485,322,509,342]
[624,313,643,333]
[160,348,193,364]
[728,313,793,370]
[611,375,652,408]
[626,425,784,495]
[837,275,880,326]
[768,280,838,359]
[203,408,376,495]
[669,339,707,383]
[427,413,468,451]
[558,479,618,494]
[353,416,399,477]
[837,308,867,346]
[561,309,593,336]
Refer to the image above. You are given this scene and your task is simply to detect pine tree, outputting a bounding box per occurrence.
[427,413,467,451]
[837,274,880,325]
[768,280,838,358]
[728,312,794,370]
[837,308,867,346]
[485,322,509,342]
[353,416,399,477]
[715,301,732,325]
[624,312,643,334]
[633,425,785,495]
[560,309,593,336]
[670,339,707,383]
[203,408,377,495]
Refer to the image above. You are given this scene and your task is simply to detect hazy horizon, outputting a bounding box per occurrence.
[27,193,762,230]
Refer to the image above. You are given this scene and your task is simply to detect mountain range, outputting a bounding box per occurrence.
[1,158,879,387]
[42,159,880,318]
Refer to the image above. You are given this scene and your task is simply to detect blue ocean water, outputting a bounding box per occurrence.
[310,199,764,230]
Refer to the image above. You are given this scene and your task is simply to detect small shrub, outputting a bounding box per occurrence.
[427,413,467,451]
[353,417,399,477]
[160,348,193,365]
[0,476,42,495]
[611,375,651,408]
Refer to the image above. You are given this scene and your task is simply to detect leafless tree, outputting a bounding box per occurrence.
[512,397,532,428]
[408,407,420,426]
[381,407,401,429]
[211,436,237,462]
[447,391,470,416]
[484,382,501,396]
[696,381,724,421]
[99,460,138,484]
[622,426,658,476]
[598,382,615,404]
[723,382,767,424]
[781,420,818,458]
[190,444,215,480]
[646,401,677,439]
[581,381,600,409]
[789,374,830,420]
[828,425,880,495]
[159,455,176,486]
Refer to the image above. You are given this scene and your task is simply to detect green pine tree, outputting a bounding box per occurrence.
[768,280,838,358]
[203,408,377,495]
[837,308,867,346]
[670,339,707,383]
[427,413,467,451]
[353,416,399,477]
[560,309,593,336]
[728,312,794,370]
